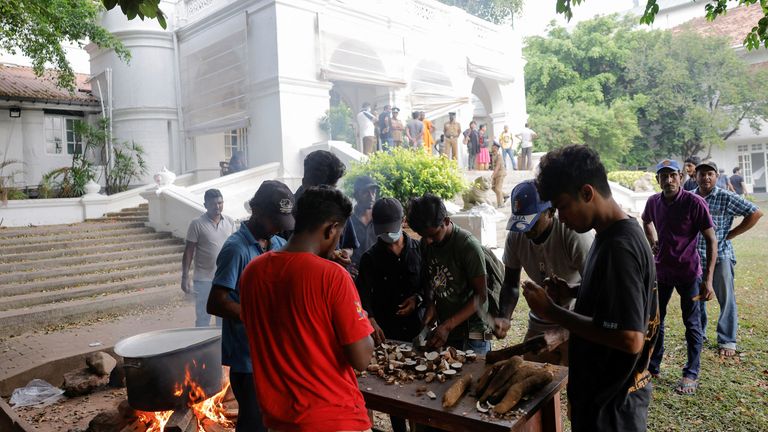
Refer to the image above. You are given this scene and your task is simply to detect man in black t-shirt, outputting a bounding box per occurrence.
[522,145,660,432]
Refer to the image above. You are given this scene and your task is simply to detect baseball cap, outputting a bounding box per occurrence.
[353,176,379,194]
[696,160,718,173]
[506,180,552,233]
[392,107,400,112]
[372,198,403,236]
[448,112,456,115]
[655,159,681,173]
[249,180,295,231]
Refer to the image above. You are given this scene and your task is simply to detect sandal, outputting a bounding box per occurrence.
[674,378,699,395]
[719,348,738,358]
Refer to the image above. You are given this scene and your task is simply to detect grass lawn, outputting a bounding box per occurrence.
[494,197,768,432]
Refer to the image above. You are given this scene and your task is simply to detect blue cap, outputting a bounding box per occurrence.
[655,159,681,173]
[506,180,552,233]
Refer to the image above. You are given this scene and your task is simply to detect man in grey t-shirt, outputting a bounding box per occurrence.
[497,180,593,365]
[182,189,236,326]
[405,111,424,148]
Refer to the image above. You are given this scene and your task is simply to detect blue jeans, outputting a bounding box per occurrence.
[700,260,738,350]
[502,147,516,170]
[649,278,703,379]
[230,370,266,432]
[194,280,221,327]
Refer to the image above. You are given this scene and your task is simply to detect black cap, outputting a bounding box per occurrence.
[249,180,295,231]
[372,198,403,236]
[684,155,701,165]
[392,107,400,112]
[448,112,456,115]
[353,176,379,194]
[696,160,718,173]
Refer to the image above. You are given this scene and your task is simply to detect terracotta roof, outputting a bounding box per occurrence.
[0,64,99,106]
[672,4,765,47]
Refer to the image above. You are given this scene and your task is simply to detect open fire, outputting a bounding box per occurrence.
[137,365,236,432]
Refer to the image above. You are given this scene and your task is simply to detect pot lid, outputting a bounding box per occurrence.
[114,327,221,358]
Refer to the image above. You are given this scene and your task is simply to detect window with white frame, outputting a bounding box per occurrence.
[44,115,83,155]
[738,146,753,184]
[224,128,247,160]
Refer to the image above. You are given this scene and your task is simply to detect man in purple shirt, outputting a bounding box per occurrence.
[641,159,717,395]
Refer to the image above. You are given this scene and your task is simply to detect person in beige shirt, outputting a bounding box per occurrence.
[442,112,461,160]
[390,107,405,147]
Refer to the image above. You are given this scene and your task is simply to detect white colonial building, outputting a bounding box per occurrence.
[0,0,527,191]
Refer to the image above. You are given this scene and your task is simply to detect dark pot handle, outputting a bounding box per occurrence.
[123,358,142,368]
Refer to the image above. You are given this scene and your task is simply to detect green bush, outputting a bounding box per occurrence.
[319,102,354,143]
[343,148,467,207]
[607,170,661,192]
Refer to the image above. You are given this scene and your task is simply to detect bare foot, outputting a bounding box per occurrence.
[719,348,737,358]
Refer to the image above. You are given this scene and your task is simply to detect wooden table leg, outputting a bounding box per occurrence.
[540,392,562,432]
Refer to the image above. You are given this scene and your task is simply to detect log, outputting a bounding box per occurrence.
[485,335,547,364]
[119,418,148,432]
[164,408,197,432]
[201,418,230,432]
[222,408,238,420]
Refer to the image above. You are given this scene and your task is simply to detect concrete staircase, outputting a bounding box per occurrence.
[0,204,186,338]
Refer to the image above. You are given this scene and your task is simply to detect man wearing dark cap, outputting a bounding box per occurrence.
[378,105,392,149]
[501,180,593,365]
[207,180,295,432]
[695,160,763,358]
[349,176,380,276]
[642,159,716,394]
[355,197,422,432]
[181,188,235,326]
[683,156,700,191]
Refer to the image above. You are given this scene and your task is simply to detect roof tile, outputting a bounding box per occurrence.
[0,64,99,105]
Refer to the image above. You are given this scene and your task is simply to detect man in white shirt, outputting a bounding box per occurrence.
[356,102,376,155]
[516,123,538,170]
[181,188,236,326]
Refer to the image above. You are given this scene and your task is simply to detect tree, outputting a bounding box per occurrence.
[625,30,768,159]
[0,0,130,91]
[556,0,768,50]
[524,16,647,168]
[438,0,524,24]
[524,15,768,165]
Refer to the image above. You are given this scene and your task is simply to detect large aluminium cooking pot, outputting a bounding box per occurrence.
[114,327,222,412]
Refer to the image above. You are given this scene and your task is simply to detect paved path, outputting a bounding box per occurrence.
[0,301,196,383]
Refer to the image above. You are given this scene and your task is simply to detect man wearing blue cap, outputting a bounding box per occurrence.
[500,180,594,365]
[642,159,717,394]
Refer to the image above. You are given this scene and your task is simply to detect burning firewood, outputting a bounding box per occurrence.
[119,418,148,432]
[201,418,231,432]
[164,408,196,432]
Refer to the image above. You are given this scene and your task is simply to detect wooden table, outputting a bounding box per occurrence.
[358,359,568,432]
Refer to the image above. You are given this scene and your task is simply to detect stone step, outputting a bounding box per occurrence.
[0,284,184,338]
[0,253,181,285]
[0,231,172,255]
[0,271,179,311]
[0,244,185,273]
[0,262,180,297]
[0,238,181,264]
[0,221,146,238]
[105,209,149,217]
[0,226,157,247]
[87,215,148,223]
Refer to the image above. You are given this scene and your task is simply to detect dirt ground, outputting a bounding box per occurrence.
[8,387,127,432]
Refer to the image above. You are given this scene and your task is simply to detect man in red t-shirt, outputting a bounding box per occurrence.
[240,186,374,432]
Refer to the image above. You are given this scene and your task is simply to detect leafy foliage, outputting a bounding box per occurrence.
[607,170,661,192]
[438,0,524,24]
[343,148,467,208]
[0,0,130,92]
[100,0,167,29]
[320,102,355,143]
[0,160,24,205]
[556,0,768,50]
[524,15,768,167]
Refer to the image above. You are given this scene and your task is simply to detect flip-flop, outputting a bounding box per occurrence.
[674,378,699,395]
[719,348,738,358]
